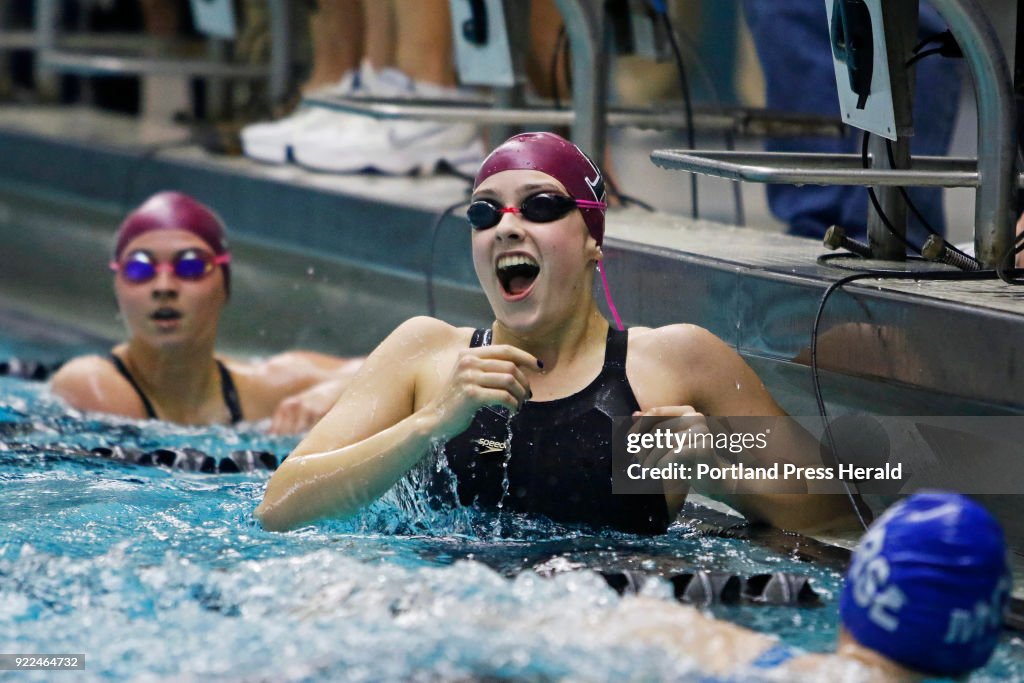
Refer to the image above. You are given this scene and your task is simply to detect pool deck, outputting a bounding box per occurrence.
[2,104,1024,554]
[2,106,1023,405]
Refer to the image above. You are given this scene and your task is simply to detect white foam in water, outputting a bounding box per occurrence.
[0,374,1022,681]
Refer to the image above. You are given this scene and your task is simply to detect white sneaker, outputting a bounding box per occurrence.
[291,75,485,175]
[241,70,363,164]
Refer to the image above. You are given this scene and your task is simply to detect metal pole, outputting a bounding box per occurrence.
[492,0,530,146]
[929,0,1016,267]
[1014,0,1024,214]
[553,0,607,162]
[33,0,59,100]
[267,0,290,105]
[867,0,919,260]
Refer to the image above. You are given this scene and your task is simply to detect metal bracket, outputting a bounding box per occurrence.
[306,94,846,138]
[650,149,1024,188]
[652,0,1017,268]
[31,0,291,105]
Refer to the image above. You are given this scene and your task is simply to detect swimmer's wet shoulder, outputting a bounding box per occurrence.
[50,354,151,419]
[625,323,786,417]
[225,350,363,429]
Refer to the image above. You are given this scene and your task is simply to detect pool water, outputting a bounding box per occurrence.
[2,374,1024,681]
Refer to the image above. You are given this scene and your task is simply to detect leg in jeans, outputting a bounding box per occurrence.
[743,0,962,243]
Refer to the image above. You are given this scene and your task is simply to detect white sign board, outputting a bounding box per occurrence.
[190,0,237,40]
[450,0,516,87]
[825,0,898,141]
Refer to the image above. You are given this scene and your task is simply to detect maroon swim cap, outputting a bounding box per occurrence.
[474,132,607,245]
[114,192,230,293]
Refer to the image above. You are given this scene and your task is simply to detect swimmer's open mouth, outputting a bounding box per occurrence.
[496,254,540,297]
[151,308,182,321]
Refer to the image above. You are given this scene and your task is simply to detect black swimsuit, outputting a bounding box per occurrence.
[437,327,671,534]
[108,354,244,424]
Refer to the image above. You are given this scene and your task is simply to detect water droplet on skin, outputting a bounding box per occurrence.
[735,382,741,391]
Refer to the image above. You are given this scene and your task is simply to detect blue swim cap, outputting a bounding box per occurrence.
[840,492,1011,676]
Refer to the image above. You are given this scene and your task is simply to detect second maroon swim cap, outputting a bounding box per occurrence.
[474,132,607,245]
[114,191,231,293]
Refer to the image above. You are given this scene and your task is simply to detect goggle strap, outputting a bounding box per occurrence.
[575,199,608,211]
[598,260,624,331]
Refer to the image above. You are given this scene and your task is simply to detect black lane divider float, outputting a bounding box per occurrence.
[91,445,280,472]
[0,359,64,381]
[600,569,820,607]
[1,440,280,473]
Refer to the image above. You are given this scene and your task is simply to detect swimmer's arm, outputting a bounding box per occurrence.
[49,356,147,419]
[257,317,536,531]
[694,330,860,531]
[227,351,365,428]
[261,353,366,434]
[256,319,444,530]
[613,597,778,674]
[663,326,860,531]
[257,402,447,531]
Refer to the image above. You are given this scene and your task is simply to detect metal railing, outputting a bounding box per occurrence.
[652,0,1018,268]
[0,0,291,107]
[308,0,844,166]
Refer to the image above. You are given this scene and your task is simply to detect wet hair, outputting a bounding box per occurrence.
[840,491,1011,676]
[473,132,607,245]
[114,192,231,294]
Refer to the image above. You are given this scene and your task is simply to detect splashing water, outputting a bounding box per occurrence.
[2,377,1023,682]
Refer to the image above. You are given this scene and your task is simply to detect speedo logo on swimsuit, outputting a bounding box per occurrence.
[473,438,506,455]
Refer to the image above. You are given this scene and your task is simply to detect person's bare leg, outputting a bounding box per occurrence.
[393,0,454,86]
[527,0,568,100]
[139,0,178,36]
[138,0,188,120]
[306,0,363,93]
[523,0,620,194]
[362,0,396,70]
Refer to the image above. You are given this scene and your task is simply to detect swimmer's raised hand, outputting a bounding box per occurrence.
[424,344,540,440]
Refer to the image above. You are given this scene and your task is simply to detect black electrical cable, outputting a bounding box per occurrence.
[602,171,656,211]
[850,28,969,260]
[812,26,983,530]
[995,229,1024,286]
[810,255,1003,531]
[911,29,962,60]
[617,193,656,212]
[562,23,573,103]
[880,139,975,261]
[551,24,567,110]
[426,198,472,317]
[656,8,699,220]
[904,46,944,69]
[726,131,745,226]
[672,24,744,225]
[122,140,196,212]
[861,132,920,254]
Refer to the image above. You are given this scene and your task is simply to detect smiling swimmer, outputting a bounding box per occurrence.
[257,133,858,533]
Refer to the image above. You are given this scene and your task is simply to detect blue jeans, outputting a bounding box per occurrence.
[743,0,963,242]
